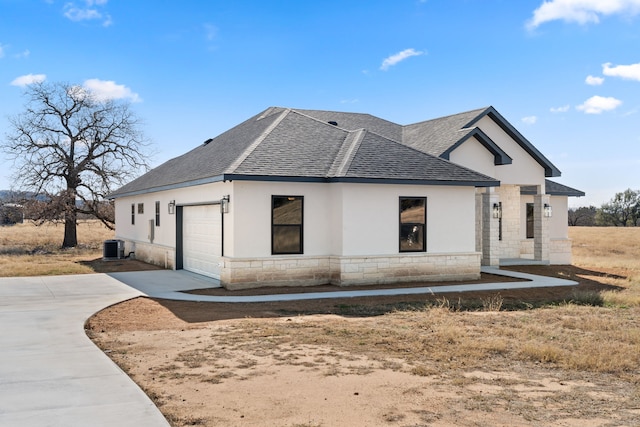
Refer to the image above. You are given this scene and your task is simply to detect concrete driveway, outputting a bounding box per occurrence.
[0,274,169,427]
[0,268,576,426]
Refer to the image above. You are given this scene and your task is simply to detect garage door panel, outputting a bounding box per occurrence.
[182,205,221,279]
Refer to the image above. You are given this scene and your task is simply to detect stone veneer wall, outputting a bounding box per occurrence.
[497,185,521,259]
[122,239,176,270]
[520,240,534,259]
[220,253,481,290]
[221,256,331,290]
[550,238,572,265]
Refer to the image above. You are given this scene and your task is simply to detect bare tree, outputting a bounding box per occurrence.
[2,81,151,247]
[568,206,596,226]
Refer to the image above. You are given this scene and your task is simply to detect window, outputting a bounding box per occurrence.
[526,203,534,239]
[272,196,303,254]
[137,203,144,214]
[131,204,135,225]
[399,197,426,252]
[155,201,160,226]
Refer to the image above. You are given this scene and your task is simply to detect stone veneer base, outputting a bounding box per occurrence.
[220,252,481,290]
[120,239,176,270]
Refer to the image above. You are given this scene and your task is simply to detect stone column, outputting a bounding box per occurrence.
[534,194,550,263]
[481,191,501,266]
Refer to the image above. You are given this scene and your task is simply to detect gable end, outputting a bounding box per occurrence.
[441,128,513,166]
[464,107,561,177]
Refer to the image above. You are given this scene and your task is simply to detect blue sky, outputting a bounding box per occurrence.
[1,0,639,207]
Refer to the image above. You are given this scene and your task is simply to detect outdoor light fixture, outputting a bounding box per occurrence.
[544,203,552,218]
[492,203,502,219]
[168,200,175,215]
[221,195,230,214]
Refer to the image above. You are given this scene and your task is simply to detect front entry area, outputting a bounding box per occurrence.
[181,204,222,279]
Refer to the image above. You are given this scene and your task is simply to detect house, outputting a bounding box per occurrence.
[109,106,584,290]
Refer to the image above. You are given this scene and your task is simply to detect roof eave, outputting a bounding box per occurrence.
[108,175,227,199]
[225,174,499,187]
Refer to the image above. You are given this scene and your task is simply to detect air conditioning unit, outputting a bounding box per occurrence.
[103,239,125,260]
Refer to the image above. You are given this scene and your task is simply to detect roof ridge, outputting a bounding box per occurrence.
[289,108,352,130]
[225,108,290,174]
[256,106,285,121]
[328,129,366,177]
[405,107,489,128]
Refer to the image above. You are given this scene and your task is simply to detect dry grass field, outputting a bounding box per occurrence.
[87,226,640,427]
[0,220,158,276]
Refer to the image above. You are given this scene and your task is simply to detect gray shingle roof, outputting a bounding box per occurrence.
[402,108,487,157]
[521,180,585,197]
[111,106,559,198]
[233,110,348,177]
[295,109,402,142]
[342,131,497,183]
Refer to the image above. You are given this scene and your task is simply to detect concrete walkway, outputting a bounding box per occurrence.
[110,266,578,303]
[0,268,577,426]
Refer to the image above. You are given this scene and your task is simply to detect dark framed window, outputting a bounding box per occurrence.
[155,201,160,226]
[137,203,144,214]
[399,197,426,252]
[272,196,303,255]
[526,203,534,239]
[131,203,135,225]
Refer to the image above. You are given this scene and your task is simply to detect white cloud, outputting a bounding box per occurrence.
[15,49,30,59]
[0,43,5,58]
[10,74,47,87]
[380,48,425,71]
[522,115,538,125]
[64,0,112,27]
[576,95,622,114]
[204,23,218,41]
[83,79,141,102]
[585,75,604,85]
[527,0,640,29]
[550,104,571,113]
[602,62,640,81]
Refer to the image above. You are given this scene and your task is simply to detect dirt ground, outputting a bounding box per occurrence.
[87,265,640,427]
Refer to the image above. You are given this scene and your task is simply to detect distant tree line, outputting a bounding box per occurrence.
[0,190,113,226]
[569,189,640,227]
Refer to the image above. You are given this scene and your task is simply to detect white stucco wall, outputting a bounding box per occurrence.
[477,116,544,188]
[230,181,333,258]
[114,181,233,266]
[339,183,476,255]
[549,195,569,239]
[116,180,479,259]
[227,181,477,258]
[448,136,497,178]
[461,116,546,188]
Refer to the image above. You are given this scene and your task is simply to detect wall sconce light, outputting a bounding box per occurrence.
[544,203,552,218]
[168,200,175,215]
[492,203,502,219]
[221,195,230,214]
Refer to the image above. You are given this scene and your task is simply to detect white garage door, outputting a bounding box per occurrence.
[182,204,221,279]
